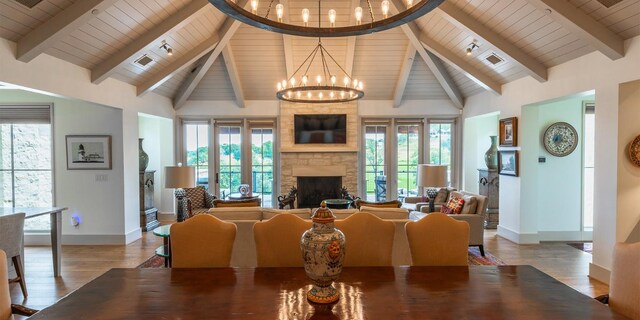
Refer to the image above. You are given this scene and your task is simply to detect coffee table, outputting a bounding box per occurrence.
[152,224,171,267]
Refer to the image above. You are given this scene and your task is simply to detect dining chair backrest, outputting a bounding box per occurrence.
[170,214,237,268]
[334,212,395,266]
[405,213,469,266]
[253,214,312,267]
[609,242,640,319]
[0,250,10,320]
[0,213,25,260]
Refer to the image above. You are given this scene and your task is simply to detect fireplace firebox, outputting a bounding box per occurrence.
[296,176,342,208]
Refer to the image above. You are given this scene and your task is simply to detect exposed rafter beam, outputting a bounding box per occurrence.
[171,0,248,107]
[222,46,245,108]
[393,45,416,108]
[419,31,502,95]
[91,0,209,84]
[16,0,119,62]
[399,22,465,108]
[437,2,548,82]
[137,34,220,97]
[527,0,624,60]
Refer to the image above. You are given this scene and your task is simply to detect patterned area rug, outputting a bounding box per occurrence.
[567,242,593,254]
[138,248,505,268]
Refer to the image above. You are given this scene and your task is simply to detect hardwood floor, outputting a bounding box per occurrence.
[10,228,608,313]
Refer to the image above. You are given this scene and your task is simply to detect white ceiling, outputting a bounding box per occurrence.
[1,0,638,107]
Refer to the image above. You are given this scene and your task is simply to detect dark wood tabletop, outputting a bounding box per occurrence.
[30,265,626,319]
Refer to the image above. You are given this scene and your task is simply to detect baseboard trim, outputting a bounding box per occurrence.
[538,231,593,242]
[25,233,136,245]
[158,211,176,222]
[497,225,539,244]
[589,262,610,285]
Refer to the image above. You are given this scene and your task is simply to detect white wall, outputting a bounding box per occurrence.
[462,34,640,283]
[521,95,590,239]
[462,112,499,193]
[617,80,640,243]
[0,89,128,243]
[138,114,175,215]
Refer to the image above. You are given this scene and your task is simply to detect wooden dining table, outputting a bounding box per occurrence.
[30,265,625,319]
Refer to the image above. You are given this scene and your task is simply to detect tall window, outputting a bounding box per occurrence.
[428,121,453,185]
[0,106,53,231]
[184,122,209,189]
[217,125,242,198]
[251,127,274,207]
[364,125,387,201]
[396,123,421,199]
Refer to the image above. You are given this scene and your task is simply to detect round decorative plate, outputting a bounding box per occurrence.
[630,135,640,167]
[543,122,578,157]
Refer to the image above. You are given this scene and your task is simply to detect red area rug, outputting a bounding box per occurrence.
[138,248,505,268]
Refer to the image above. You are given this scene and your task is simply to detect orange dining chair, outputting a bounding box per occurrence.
[170,214,237,268]
[1,249,37,320]
[596,242,640,319]
[405,212,470,266]
[335,212,395,266]
[253,214,312,267]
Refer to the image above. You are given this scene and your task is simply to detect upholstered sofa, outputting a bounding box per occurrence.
[203,206,412,267]
[401,187,456,211]
[412,190,488,255]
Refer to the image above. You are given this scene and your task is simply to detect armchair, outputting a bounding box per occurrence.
[182,186,217,218]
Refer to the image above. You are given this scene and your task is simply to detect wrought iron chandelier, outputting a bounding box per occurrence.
[275,39,364,103]
[209,0,445,38]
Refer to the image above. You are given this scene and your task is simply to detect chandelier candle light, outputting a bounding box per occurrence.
[209,0,445,37]
[275,39,364,103]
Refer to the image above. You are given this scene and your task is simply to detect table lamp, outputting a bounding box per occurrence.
[165,164,195,222]
[417,164,448,212]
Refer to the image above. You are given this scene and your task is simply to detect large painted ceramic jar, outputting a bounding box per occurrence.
[300,201,345,304]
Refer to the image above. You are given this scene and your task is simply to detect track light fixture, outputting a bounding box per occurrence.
[466,41,479,56]
[160,40,173,56]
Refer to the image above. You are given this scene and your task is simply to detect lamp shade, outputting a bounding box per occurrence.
[417,164,447,188]
[164,166,196,189]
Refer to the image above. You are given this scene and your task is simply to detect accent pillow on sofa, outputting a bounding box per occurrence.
[441,197,465,214]
[450,191,478,215]
[434,188,451,204]
[184,186,205,209]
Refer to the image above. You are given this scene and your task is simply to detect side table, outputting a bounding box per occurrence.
[152,225,171,267]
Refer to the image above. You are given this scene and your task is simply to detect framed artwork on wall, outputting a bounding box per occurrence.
[499,117,518,147]
[66,135,112,170]
[498,150,519,176]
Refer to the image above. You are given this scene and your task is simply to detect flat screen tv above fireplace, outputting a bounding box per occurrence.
[294,114,347,144]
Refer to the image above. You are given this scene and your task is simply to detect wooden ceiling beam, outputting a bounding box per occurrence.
[91,0,210,84]
[419,31,502,95]
[393,45,416,108]
[527,0,624,60]
[437,2,548,82]
[222,46,245,108]
[16,0,119,62]
[399,21,465,108]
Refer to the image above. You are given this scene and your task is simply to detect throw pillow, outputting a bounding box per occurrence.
[450,191,479,215]
[434,188,450,204]
[441,197,465,215]
[184,186,205,209]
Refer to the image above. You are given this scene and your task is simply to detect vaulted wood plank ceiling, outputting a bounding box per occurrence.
[1,0,638,108]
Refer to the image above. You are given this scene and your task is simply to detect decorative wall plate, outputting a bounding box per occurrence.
[543,122,578,157]
[630,135,640,167]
